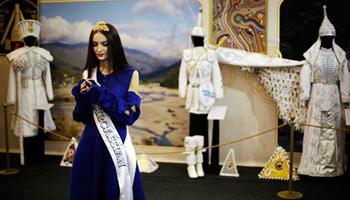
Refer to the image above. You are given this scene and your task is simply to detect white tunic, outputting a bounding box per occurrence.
[7,46,56,137]
[299,45,350,177]
[178,47,224,114]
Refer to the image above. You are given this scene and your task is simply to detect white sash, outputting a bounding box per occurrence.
[93,105,136,200]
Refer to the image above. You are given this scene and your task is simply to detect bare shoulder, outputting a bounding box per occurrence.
[128,70,140,93]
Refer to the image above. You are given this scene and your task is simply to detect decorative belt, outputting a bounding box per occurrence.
[21,78,42,88]
[313,77,338,85]
[191,83,200,88]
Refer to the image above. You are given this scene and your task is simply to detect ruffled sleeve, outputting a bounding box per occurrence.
[71,80,94,124]
[98,87,141,125]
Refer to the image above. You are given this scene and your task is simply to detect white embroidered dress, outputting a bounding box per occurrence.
[298,42,350,177]
[7,46,56,137]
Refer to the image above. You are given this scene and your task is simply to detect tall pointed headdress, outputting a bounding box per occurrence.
[319,5,336,37]
[191,8,205,37]
[304,5,346,67]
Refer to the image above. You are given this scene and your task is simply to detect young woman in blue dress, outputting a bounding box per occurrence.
[70,21,146,200]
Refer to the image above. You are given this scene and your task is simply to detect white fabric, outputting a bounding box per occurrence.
[93,105,136,200]
[216,47,305,67]
[7,46,53,62]
[258,67,307,126]
[184,136,198,178]
[193,135,205,164]
[298,40,350,177]
[184,136,197,166]
[179,47,224,114]
[6,46,56,138]
[216,47,310,125]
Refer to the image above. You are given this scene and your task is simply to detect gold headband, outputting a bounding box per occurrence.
[93,21,109,32]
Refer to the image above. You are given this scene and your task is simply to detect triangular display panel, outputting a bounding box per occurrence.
[258,146,299,181]
[137,153,159,173]
[220,148,239,177]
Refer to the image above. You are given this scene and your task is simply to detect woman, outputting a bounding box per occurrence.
[70,21,146,200]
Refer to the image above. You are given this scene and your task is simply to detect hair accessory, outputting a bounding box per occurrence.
[93,21,109,32]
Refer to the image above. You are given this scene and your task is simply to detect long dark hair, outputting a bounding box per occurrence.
[84,23,128,78]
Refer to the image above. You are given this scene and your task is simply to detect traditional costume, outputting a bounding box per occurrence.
[179,9,224,178]
[6,19,56,164]
[298,6,350,177]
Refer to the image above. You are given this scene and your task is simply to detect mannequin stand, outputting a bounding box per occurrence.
[207,120,220,173]
[207,106,227,174]
[0,104,19,175]
[24,109,45,164]
[189,113,209,170]
[277,114,302,199]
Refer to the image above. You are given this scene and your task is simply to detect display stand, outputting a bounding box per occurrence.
[277,114,303,199]
[207,106,227,174]
[0,103,19,175]
[24,103,53,164]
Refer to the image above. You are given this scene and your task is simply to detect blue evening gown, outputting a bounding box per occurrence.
[70,67,146,200]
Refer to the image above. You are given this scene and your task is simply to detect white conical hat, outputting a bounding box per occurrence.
[17,19,41,40]
[191,9,205,37]
[319,5,336,37]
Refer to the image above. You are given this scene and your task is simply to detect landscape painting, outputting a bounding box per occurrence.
[40,0,200,146]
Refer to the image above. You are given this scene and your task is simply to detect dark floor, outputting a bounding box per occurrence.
[1,153,350,200]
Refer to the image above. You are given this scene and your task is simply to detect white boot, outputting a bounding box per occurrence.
[193,135,205,177]
[184,136,198,178]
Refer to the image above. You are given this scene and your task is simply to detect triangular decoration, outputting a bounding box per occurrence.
[60,137,78,167]
[220,148,239,177]
[137,153,159,173]
[258,146,299,181]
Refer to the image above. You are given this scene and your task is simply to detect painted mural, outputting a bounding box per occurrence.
[40,0,200,146]
[213,0,266,53]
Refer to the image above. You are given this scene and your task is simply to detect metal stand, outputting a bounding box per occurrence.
[208,119,220,174]
[277,114,302,199]
[0,104,19,175]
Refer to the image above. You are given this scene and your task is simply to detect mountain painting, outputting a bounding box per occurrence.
[40,0,200,146]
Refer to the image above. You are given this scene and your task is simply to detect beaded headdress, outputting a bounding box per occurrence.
[17,19,41,40]
[93,21,110,32]
[319,5,336,37]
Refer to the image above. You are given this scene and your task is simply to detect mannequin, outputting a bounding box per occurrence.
[298,6,350,177]
[23,36,38,47]
[179,10,224,178]
[6,19,56,165]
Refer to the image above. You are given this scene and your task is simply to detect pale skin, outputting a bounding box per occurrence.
[80,32,139,114]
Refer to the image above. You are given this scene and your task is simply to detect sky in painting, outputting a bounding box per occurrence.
[40,0,199,59]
